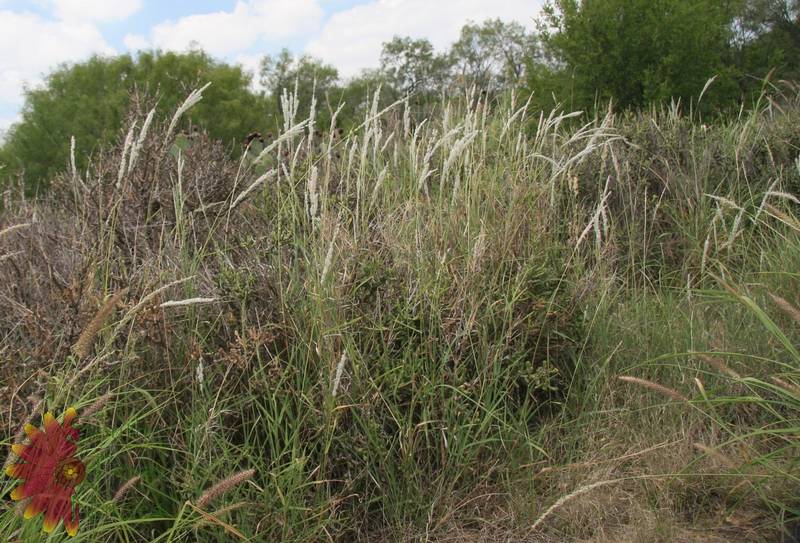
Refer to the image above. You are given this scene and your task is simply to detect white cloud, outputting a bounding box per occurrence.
[0,114,20,139]
[51,0,143,22]
[0,10,114,108]
[234,53,266,91]
[138,0,324,58]
[306,0,544,77]
[123,33,149,51]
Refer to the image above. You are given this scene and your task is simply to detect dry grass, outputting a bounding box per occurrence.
[111,476,141,503]
[617,376,690,403]
[71,288,129,359]
[196,469,256,509]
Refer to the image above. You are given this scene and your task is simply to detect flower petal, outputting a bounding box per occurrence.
[64,505,80,536]
[10,485,26,501]
[42,494,71,533]
[43,412,57,432]
[5,462,33,479]
[24,423,40,438]
[24,495,47,519]
[63,407,78,427]
[13,432,47,462]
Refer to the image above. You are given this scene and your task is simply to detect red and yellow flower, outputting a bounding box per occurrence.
[5,407,84,536]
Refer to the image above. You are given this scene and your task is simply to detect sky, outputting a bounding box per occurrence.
[0,0,545,136]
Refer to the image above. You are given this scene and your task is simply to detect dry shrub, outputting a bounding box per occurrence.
[0,100,276,423]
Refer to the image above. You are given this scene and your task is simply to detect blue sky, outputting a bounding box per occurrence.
[0,0,543,134]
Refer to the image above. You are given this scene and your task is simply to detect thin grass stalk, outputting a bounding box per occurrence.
[72,288,129,359]
[768,293,800,325]
[196,469,255,509]
[160,297,217,309]
[82,392,113,419]
[618,375,689,403]
[165,83,211,144]
[230,169,277,211]
[112,476,141,502]
[697,353,742,379]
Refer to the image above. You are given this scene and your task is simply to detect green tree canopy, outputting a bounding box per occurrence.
[259,48,340,128]
[733,0,800,81]
[450,19,537,92]
[0,50,271,191]
[532,0,741,111]
[379,37,452,97]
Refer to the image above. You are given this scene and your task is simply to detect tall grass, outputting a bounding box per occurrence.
[0,84,798,541]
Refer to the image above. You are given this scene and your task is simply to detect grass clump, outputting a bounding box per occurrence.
[1,85,799,541]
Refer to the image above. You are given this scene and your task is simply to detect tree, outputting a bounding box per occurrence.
[532,0,741,111]
[379,37,451,97]
[259,49,339,125]
[733,0,800,83]
[450,19,537,92]
[0,50,271,192]
[740,0,799,38]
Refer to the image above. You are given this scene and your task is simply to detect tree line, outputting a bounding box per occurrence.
[1,0,798,191]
